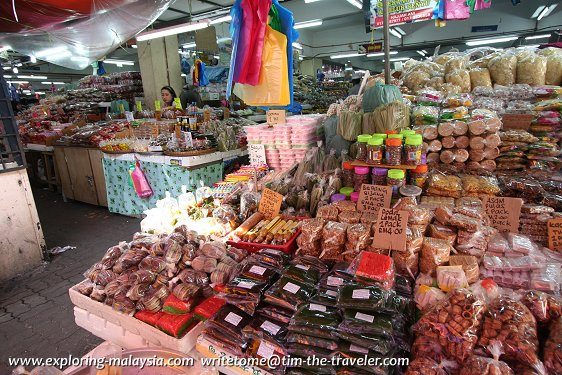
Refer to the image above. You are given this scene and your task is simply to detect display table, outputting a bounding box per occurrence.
[24,144,59,191]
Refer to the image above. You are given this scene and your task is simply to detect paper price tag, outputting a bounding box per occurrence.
[482,197,522,233]
[249,265,267,276]
[237,281,255,289]
[283,282,300,294]
[266,110,286,126]
[248,144,266,166]
[257,341,275,359]
[326,290,338,297]
[224,312,242,327]
[349,344,369,354]
[260,321,281,335]
[355,312,374,323]
[151,124,159,138]
[327,276,344,287]
[352,289,370,299]
[258,188,283,220]
[548,218,562,252]
[357,184,392,214]
[372,208,409,251]
[310,304,327,312]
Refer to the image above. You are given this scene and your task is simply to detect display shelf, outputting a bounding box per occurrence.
[350,160,417,169]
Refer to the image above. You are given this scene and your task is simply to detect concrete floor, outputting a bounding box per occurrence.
[0,189,141,373]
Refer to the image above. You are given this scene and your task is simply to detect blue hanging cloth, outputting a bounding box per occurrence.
[199,61,210,86]
[97,61,106,75]
[226,0,243,98]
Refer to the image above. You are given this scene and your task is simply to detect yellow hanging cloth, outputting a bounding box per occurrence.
[233,25,290,106]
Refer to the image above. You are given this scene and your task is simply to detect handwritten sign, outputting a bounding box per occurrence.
[502,114,533,131]
[548,218,562,252]
[372,208,409,252]
[482,196,523,233]
[258,188,283,220]
[267,110,286,126]
[249,144,267,165]
[151,124,159,138]
[155,100,161,111]
[357,184,392,214]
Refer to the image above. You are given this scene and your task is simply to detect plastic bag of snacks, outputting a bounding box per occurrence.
[488,53,517,86]
[445,69,471,93]
[460,341,514,375]
[545,54,562,86]
[420,238,451,276]
[517,52,547,86]
[417,89,443,106]
[405,358,457,375]
[346,251,394,289]
[469,68,492,88]
[414,285,446,312]
[436,265,468,292]
[412,106,439,125]
[544,317,562,375]
[443,93,473,108]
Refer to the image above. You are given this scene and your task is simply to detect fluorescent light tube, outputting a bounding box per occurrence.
[35,92,45,95]
[292,42,303,50]
[3,66,10,70]
[136,20,210,41]
[367,51,398,57]
[416,50,426,56]
[131,44,138,48]
[217,37,232,43]
[294,19,323,29]
[183,43,197,49]
[18,75,48,79]
[538,4,557,21]
[330,52,363,59]
[7,80,29,84]
[4,75,11,78]
[531,5,546,18]
[346,0,362,9]
[104,59,134,66]
[304,0,323,2]
[12,67,18,73]
[209,15,232,24]
[390,29,402,39]
[465,36,517,46]
[35,46,67,57]
[525,34,551,40]
[52,82,65,85]
[394,26,406,35]
[524,44,540,49]
[389,57,411,62]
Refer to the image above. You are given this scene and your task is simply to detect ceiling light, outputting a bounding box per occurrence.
[4,75,12,78]
[531,5,546,18]
[367,51,398,57]
[183,43,197,49]
[524,44,540,49]
[16,63,22,67]
[104,59,134,66]
[537,4,557,21]
[390,29,402,39]
[294,19,323,29]
[465,36,517,46]
[388,57,411,62]
[52,82,64,85]
[136,20,210,41]
[330,52,364,59]
[3,66,10,70]
[41,81,51,84]
[7,80,29,84]
[304,0,324,2]
[30,56,37,63]
[346,0,362,9]
[131,44,138,48]
[17,75,48,79]
[35,92,45,95]
[35,46,67,57]
[416,50,426,56]
[525,34,551,40]
[394,26,406,35]
[292,42,303,50]
[12,67,18,73]
[209,15,232,24]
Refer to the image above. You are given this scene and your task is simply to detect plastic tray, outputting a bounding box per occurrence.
[69,282,202,353]
[226,229,301,254]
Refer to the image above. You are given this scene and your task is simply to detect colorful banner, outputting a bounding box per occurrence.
[369,0,438,29]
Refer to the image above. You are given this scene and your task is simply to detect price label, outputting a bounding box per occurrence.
[372,208,409,251]
[548,218,562,252]
[482,197,522,233]
[357,184,392,214]
[155,100,161,111]
[352,289,370,299]
[249,144,267,165]
[224,312,242,327]
[266,110,286,126]
[258,188,283,220]
[283,282,300,294]
[136,101,142,112]
[125,111,134,122]
[151,124,159,138]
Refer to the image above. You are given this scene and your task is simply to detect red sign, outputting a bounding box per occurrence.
[374,8,434,28]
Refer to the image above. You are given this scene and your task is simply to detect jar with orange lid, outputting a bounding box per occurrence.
[410,164,429,188]
[385,138,403,166]
[342,161,355,188]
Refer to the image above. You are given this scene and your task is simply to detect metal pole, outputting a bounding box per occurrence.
[382,0,391,84]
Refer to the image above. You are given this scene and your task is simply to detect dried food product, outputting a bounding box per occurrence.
[517,52,547,86]
[449,255,479,283]
[544,317,562,375]
[445,69,471,93]
[488,53,517,86]
[393,250,419,278]
[264,276,316,312]
[414,285,446,312]
[420,237,451,276]
[429,224,457,246]
[205,305,252,346]
[436,265,468,292]
[478,296,540,367]
[469,68,492,88]
[405,358,452,375]
[545,54,562,85]
[338,211,362,224]
[427,174,462,199]
[459,342,514,375]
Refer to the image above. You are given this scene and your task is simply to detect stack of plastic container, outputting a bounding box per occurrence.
[244,115,325,171]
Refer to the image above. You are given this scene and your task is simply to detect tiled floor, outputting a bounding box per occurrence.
[0,189,140,373]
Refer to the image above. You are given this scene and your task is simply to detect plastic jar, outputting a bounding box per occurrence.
[340,187,354,198]
[405,134,423,166]
[400,129,416,137]
[342,162,355,187]
[410,164,429,188]
[366,137,384,165]
[331,194,347,203]
[371,167,388,186]
[388,133,404,140]
[350,192,360,203]
[387,169,406,197]
[354,166,371,192]
[399,185,423,203]
[355,135,372,161]
[385,138,403,166]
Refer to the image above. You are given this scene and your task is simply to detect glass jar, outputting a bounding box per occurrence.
[354,166,371,192]
[342,162,354,187]
[385,138,403,166]
[371,167,388,186]
[410,164,429,188]
[387,169,406,197]
[355,135,372,161]
[366,137,384,165]
[405,134,423,166]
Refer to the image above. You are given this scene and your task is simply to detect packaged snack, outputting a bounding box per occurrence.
[291,255,330,274]
[317,205,339,221]
[469,68,492,89]
[405,358,453,375]
[445,69,471,93]
[347,252,394,289]
[420,238,451,276]
[440,107,469,121]
[436,265,468,292]
[257,303,294,325]
[242,314,289,342]
[517,52,547,86]
[393,250,419,278]
[205,305,252,346]
[337,283,389,310]
[413,106,439,125]
[157,312,196,338]
[135,310,164,326]
[488,53,517,86]
[163,294,198,315]
[427,174,462,199]
[460,341,514,375]
[264,276,316,311]
[414,285,446,312]
[449,255,479,283]
[193,296,226,321]
[544,317,562,375]
[284,264,321,285]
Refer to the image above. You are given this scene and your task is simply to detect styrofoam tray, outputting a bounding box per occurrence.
[69,282,202,353]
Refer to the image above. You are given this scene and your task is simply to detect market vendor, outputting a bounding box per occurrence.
[180,84,203,109]
[161,86,178,110]
[348,73,362,96]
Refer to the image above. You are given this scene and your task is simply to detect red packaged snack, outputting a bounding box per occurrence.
[163,294,198,315]
[194,296,226,321]
[156,312,197,338]
[348,251,394,289]
[135,310,164,326]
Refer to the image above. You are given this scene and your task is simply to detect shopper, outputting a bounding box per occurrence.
[348,73,362,96]
[161,86,178,109]
[180,84,203,109]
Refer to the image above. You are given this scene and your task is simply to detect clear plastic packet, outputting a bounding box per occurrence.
[331,330,393,356]
[414,288,486,363]
[242,314,289,342]
[414,124,439,140]
[264,276,316,312]
[428,224,457,246]
[478,296,540,368]
[412,106,439,125]
[414,285,446,312]
[530,263,561,292]
[316,205,339,221]
[346,252,394,289]
[284,264,321,285]
[469,68,492,89]
[445,69,471,93]
[507,233,537,255]
[436,265,468,292]
[338,211,362,224]
[443,93,473,108]
[338,309,394,338]
[405,358,455,375]
[460,341,514,375]
[416,89,443,106]
[426,174,462,198]
[441,135,470,149]
[257,303,294,325]
[488,53,517,86]
[439,107,469,122]
[393,249,419,278]
[517,52,547,86]
[246,337,288,375]
[204,304,252,347]
[449,255,479,284]
[336,283,390,310]
[545,317,562,375]
[420,237,451,276]
[286,332,338,351]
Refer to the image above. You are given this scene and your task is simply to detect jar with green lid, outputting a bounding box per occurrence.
[387,133,404,140]
[400,129,416,137]
[340,187,354,198]
[366,137,384,165]
[355,134,372,161]
[405,134,423,166]
[372,133,387,140]
[387,169,406,197]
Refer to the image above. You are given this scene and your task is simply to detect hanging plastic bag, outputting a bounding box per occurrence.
[129,161,153,198]
[157,191,179,211]
[178,185,196,210]
[272,0,299,107]
[444,0,470,20]
[195,181,213,203]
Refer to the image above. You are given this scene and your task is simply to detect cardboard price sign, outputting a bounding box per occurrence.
[258,188,283,220]
[482,196,523,233]
[249,144,267,165]
[357,184,392,214]
[501,114,533,131]
[266,110,286,126]
[548,218,562,252]
[372,208,409,252]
